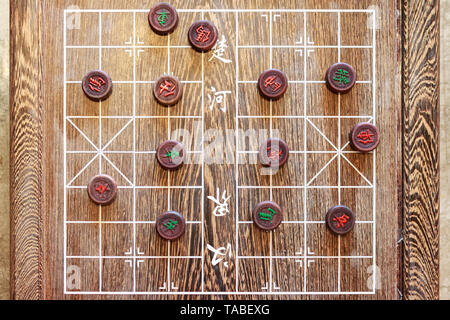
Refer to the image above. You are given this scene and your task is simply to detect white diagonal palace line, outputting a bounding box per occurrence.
[101,154,133,186]
[67,153,100,186]
[306,153,339,186]
[101,118,133,151]
[306,118,338,151]
[67,118,99,151]
[340,153,373,186]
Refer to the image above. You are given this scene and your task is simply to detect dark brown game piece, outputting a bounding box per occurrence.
[153,75,183,106]
[257,69,288,100]
[326,205,356,235]
[188,20,218,52]
[325,62,357,94]
[87,174,118,205]
[82,70,113,101]
[156,211,186,240]
[349,122,380,153]
[259,138,289,168]
[156,140,185,170]
[148,2,179,35]
[253,201,283,231]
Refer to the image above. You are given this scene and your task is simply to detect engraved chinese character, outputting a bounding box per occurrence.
[333,214,350,229]
[164,219,178,230]
[159,80,176,97]
[207,243,232,268]
[208,35,232,64]
[267,146,283,161]
[208,86,231,113]
[357,130,375,145]
[95,184,110,195]
[264,76,282,92]
[259,208,276,222]
[89,77,106,93]
[157,9,169,26]
[333,69,350,85]
[195,25,211,42]
[207,188,231,217]
[166,150,180,160]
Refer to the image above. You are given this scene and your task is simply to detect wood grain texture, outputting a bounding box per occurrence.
[9,0,44,299]
[9,0,412,300]
[402,0,440,300]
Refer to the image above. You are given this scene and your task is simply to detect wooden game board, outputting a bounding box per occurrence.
[10,0,440,300]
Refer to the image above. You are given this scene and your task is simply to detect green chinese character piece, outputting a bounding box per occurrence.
[333,69,350,85]
[157,9,169,26]
[259,208,277,223]
[164,219,178,230]
[166,150,180,160]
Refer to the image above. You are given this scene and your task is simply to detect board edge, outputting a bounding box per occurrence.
[401,0,440,300]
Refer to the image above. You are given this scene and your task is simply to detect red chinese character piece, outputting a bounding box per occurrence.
[333,214,350,229]
[195,25,211,42]
[88,77,106,93]
[357,129,375,145]
[95,184,110,195]
[267,147,283,161]
[264,76,282,92]
[159,80,176,97]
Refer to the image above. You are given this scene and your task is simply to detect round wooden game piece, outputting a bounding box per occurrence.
[82,70,113,101]
[253,201,283,231]
[148,2,179,35]
[153,75,183,106]
[258,138,289,168]
[156,211,186,240]
[188,20,218,52]
[87,174,118,206]
[349,122,380,153]
[257,69,288,100]
[325,62,357,94]
[156,140,185,170]
[326,205,356,235]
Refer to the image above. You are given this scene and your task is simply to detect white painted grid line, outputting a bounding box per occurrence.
[372,9,377,294]
[337,11,341,293]
[200,10,205,292]
[302,10,308,293]
[98,12,103,293]
[63,10,67,294]
[235,11,240,292]
[132,11,137,293]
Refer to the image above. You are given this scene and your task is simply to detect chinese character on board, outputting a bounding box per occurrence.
[207,243,232,268]
[208,86,231,113]
[209,35,232,64]
[207,188,231,217]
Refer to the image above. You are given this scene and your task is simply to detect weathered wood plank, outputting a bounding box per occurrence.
[402,0,440,300]
[10,0,44,299]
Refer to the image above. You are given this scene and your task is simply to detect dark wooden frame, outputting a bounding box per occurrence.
[10,0,440,299]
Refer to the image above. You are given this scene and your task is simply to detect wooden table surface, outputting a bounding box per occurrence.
[10,0,440,300]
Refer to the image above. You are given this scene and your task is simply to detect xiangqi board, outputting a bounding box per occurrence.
[12,0,426,300]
